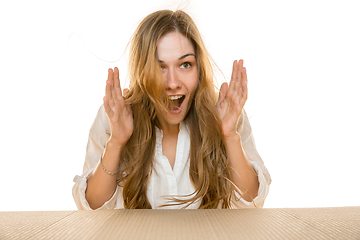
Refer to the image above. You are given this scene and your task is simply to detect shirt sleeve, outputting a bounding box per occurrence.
[72,105,119,210]
[231,109,272,208]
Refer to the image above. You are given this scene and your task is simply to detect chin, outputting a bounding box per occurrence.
[165,115,185,125]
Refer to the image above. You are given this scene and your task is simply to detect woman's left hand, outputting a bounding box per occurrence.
[216,59,248,139]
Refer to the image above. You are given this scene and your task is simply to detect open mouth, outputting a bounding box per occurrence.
[168,95,185,110]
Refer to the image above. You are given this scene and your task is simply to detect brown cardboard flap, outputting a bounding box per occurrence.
[0,211,74,240]
[1,207,359,240]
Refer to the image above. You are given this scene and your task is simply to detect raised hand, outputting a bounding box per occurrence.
[216,59,248,139]
[103,67,134,147]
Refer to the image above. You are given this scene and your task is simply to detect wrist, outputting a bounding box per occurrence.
[101,138,123,175]
[106,138,123,150]
[223,131,241,143]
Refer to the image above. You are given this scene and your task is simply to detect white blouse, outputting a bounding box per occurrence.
[72,105,271,210]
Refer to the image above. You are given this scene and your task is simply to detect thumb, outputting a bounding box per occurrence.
[123,88,130,97]
[123,88,132,113]
[217,82,228,106]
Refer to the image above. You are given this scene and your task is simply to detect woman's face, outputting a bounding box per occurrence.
[156,31,199,130]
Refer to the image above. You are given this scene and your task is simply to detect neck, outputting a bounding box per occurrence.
[161,123,180,136]
[156,118,180,136]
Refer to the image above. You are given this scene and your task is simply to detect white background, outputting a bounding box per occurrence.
[1,0,359,211]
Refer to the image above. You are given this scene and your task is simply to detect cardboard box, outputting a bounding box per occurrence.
[1,207,359,239]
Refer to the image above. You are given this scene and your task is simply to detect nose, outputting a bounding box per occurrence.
[165,67,181,90]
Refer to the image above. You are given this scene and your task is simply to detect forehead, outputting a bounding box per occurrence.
[156,32,195,60]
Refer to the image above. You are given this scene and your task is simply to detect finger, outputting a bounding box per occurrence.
[111,68,117,103]
[123,88,133,114]
[113,67,123,102]
[123,88,129,97]
[106,68,115,109]
[239,59,244,69]
[228,60,238,93]
[242,67,248,100]
[113,67,121,89]
[105,68,112,99]
[234,59,244,93]
[122,88,130,109]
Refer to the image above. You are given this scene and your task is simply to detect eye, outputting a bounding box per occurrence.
[180,62,192,69]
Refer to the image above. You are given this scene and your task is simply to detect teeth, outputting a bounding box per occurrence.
[169,95,183,100]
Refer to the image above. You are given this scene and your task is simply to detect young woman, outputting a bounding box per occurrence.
[73,9,271,210]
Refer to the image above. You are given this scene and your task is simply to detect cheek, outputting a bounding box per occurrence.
[179,68,199,96]
[186,71,199,93]
[191,74,199,95]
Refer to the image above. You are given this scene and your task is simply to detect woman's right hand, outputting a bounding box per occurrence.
[103,67,134,147]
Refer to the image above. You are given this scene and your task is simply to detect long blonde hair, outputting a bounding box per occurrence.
[118,10,233,209]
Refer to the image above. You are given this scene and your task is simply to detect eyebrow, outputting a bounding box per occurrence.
[158,53,196,63]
